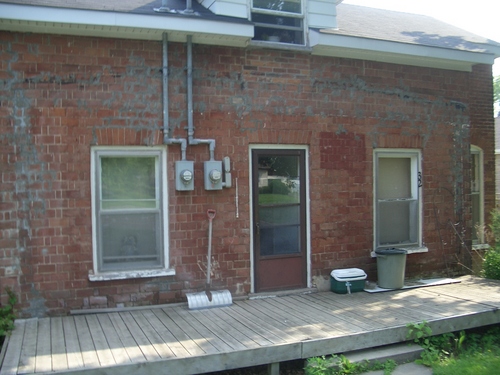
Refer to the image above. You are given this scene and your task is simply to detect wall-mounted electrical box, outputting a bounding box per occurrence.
[223,156,232,188]
[175,160,194,191]
[204,160,223,190]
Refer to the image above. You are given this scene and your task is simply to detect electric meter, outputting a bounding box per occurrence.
[204,160,223,190]
[175,160,194,191]
[180,169,193,184]
[209,169,222,184]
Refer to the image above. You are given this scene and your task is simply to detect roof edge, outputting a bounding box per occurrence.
[310,30,499,71]
[0,3,254,40]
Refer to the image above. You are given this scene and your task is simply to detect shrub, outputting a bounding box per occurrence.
[0,287,17,346]
[482,248,500,280]
[482,209,500,280]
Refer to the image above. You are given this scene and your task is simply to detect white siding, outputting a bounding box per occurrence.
[308,0,338,29]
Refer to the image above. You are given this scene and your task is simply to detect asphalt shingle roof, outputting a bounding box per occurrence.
[1,1,499,54]
[331,3,500,53]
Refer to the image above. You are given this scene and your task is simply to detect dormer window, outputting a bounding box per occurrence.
[251,0,305,45]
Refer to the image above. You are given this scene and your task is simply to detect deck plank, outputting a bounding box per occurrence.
[119,312,162,361]
[0,319,25,375]
[355,291,440,322]
[50,317,68,372]
[96,314,131,365]
[310,292,409,329]
[166,308,221,354]
[34,318,52,373]
[145,309,206,357]
[106,312,147,363]
[139,309,190,358]
[2,277,500,375]
[262,297,337,339]
[278,295,358,335]
[130,310,177,359]
[171,307,234,353]
[73,315,100,368]
[186,309,249,351]
[208,307,274,347]
[17,319,37,375]
[250,298,320,340]
[294,293,377,331]
[402,288,489,317]
[236,299,311,341]
[85,314,116,367]
[223,302,291,344]
[323,293,428,326]
[61,316,84,370]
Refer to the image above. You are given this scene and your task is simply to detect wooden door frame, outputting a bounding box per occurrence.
[248,144,311,293]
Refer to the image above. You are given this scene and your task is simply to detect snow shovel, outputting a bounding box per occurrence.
[187,209,232,309]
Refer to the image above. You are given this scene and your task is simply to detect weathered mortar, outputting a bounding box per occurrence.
[0,32,493,316]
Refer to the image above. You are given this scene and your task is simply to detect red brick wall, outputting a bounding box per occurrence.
[0,31,493,316]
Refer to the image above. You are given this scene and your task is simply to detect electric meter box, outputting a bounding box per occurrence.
[330,268,367,294]
[204,160,223,190]
[175,160,194,191]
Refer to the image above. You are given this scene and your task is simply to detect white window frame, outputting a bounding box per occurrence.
[471,145,486,246]
[373,149,427,255]
[250,0,307,46]
[89,146,174,281]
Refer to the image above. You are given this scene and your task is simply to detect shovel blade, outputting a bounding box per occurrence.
[186,290,232,310]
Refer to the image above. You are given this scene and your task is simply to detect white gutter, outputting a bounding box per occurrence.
[0,3,253,40]
[310,29,500,71]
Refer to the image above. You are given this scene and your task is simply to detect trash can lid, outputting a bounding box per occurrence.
[331,268,367,281]
[375,248,407,255]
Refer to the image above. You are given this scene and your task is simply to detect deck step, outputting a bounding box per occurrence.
[343,342,424,365]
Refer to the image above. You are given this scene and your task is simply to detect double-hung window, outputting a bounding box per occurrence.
[374,150,422,250]
[251,0,305,45]
[90,147,172,280]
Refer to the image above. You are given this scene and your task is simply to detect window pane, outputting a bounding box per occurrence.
[258,155,300,204]
[471,152,481,242]
[253,0,301,13]
[378,158,411,199]
[100,212,161,271]
[379,200,417,245]
[259,205,299,225]
[472,193,480,241]
[260,225,300,256]
[101,157,157,209]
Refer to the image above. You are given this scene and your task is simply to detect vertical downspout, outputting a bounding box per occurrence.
[186,35,216,160]
[162,32,187,160]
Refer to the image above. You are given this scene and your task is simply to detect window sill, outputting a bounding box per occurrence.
[472,243,490,251]
[371,246,428,258]
[88,268,176,281]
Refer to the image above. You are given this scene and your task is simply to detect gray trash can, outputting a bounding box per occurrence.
[375,248,407,289]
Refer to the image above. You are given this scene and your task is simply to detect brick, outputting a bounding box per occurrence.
[0,30,493,317]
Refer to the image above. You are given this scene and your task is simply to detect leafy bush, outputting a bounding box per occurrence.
[482,209,500,280]
[488,208,500,244]
[482,248,500,280]
[305,354,396,375]
[0,287,17,344]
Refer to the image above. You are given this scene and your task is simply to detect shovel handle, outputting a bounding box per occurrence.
[207,209,216,221]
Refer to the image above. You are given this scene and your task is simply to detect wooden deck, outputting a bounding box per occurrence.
[1,276,500,375]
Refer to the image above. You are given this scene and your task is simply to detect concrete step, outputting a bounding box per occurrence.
[343,342,424,365]
[341,342,431,375]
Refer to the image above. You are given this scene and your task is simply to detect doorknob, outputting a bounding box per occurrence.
[255,222,260,235]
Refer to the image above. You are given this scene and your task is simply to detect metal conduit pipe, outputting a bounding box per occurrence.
[186,35,216,160]
[162,32,187,160]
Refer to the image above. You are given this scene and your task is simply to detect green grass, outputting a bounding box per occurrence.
[433,349,500,375]
[406,323,500,375]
